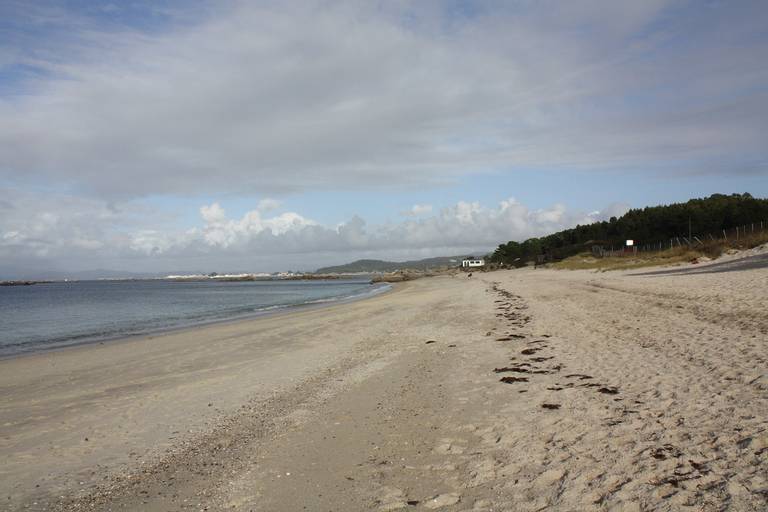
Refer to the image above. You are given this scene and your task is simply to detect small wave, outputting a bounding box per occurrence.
[301,282,391,305]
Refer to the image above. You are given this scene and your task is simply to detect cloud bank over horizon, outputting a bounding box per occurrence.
[0,191,629,275]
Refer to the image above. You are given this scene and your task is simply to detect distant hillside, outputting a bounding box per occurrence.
[491,193,768,266]
[316,255,474,273]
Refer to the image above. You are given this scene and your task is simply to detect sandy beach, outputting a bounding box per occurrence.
[1,263,767,511]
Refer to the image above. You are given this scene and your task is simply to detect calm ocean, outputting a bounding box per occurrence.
[0,278,387,357]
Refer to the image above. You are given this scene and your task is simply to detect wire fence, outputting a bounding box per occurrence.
[592,220,768,258]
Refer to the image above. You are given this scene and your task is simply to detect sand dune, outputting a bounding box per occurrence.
[1,263,766,511]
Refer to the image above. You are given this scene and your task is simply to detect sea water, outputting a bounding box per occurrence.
[0,278,387,357]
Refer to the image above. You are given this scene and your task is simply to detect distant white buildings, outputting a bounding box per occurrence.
[166,274,208,280]
[165,272,271,280]
[461,258,485,268]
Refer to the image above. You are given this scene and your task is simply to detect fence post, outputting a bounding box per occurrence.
[736,227,739,240]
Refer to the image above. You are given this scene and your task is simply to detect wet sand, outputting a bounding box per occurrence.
[1,264,766,511]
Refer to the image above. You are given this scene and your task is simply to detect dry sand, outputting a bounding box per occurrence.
[1,262,766,511]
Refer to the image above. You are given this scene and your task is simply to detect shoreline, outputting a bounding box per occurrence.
[2,268,766,511]
[0,280,392,362]
[0,277,412,511]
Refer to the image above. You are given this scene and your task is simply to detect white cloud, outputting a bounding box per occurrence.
[1,1,766,199]
[402,204,433,216]
[195,203,317,249]
[129,229,177,255]
[257,198,281,212]
[0,190,617,274]
[593,202,632,221]
[200,202,227,224]
[177,197,601,260]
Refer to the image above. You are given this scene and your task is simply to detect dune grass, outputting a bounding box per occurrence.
[550,231,768,271]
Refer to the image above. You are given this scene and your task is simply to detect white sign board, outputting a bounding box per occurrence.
[625,240,634,246]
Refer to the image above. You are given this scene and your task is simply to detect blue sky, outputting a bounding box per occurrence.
[1,0,767,275]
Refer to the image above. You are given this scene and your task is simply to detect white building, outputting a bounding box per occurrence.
[461,258,485,268]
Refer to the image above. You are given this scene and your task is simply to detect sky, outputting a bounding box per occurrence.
[1,0,767,276]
